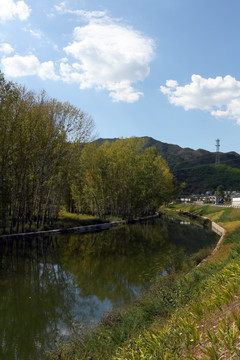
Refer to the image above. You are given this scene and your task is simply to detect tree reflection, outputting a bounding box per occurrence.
[0,217,218,360]
[0,236,96,360]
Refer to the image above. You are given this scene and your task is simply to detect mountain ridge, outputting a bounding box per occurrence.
[97,136,240,169]
[96,136,240,194]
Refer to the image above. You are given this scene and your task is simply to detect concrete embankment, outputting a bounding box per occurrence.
[185,215,226,266]
[0,213,160,239]
[179,211,225,237]
[175,210,226,265]
[0,222,122,239]
[209,220,225,256]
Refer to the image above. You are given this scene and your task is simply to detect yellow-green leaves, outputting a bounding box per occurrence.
[71,138,173,219]
[0,71,95,234]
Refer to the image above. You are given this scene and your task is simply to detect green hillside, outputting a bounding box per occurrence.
[97,137,240,194]
[140,137,240,171]
[176,164,240,193]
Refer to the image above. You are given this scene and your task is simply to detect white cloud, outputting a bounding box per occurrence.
[1,54,59,80]
[60,12,154,102]
[108,81,143,103]
[160,75,240,124]
[38,61,59,80]
[166,79,178,88]
[0,43,14,54]
[0,0,31,21]
[22,27,43,38]
[29,29,43,39]
[55,2,107,21]
[0,7,154,103]
[58,57,68,63]
[2,54,39,76]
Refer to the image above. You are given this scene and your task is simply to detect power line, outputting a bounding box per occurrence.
[215,139,220,165]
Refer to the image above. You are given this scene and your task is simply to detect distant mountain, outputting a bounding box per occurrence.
[96,137,240,194]
[97,136,240,170]
[139,137,240,171]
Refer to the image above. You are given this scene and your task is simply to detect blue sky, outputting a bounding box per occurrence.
[1,0,240,153]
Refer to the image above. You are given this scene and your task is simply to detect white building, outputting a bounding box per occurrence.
[180,198,191,203]
[232,198,240,207]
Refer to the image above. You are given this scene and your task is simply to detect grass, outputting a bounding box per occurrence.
[48,204,240,360]
[0,210,112,236]
[56,210,105,228]
[170,203,240,225]
[113,237,240,359]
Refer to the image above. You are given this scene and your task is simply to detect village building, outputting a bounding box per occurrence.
[232,198,240,207]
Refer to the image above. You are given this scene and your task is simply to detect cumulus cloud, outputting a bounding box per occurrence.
[59,12,155,102]
[1,54,59,80]
[0,7,154,102]
[0,43,14,54]
[0,0,31,21]
[160,75,240,124]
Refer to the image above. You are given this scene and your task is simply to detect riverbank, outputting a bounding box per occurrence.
[0,211,105,238]
[48,204,240,360]
[113,205,240,359]
[0,211,160,239]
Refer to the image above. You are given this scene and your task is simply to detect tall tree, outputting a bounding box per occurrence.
[0,71,95,234]
[71,138,173,219]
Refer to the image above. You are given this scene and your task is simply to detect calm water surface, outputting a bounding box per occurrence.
[0,216,218,359]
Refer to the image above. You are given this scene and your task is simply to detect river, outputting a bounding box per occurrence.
[0,216,218,360]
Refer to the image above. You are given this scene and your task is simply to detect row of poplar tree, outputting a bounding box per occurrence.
[0,71,173,234]
[70,139,173,219]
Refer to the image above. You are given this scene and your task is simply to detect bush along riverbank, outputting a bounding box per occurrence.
[48,205,240,360]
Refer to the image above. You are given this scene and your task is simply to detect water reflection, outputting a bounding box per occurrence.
[0,217,218,360]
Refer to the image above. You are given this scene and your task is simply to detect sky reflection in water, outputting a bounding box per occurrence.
[0,217,218,359]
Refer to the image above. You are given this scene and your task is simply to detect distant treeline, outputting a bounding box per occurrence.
[0,72,173,234]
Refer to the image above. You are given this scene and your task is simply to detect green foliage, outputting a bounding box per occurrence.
[70,138,173,219]
[0,71,95,234]
[97,137,240,194]
[216,184,225,199]
[175,164,240,194]
[0,72,174,234]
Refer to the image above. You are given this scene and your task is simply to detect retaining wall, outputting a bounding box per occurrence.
[211,221,225,237]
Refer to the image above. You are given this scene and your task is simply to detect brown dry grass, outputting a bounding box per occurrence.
[221,220,240,233]
[228,208,240,218]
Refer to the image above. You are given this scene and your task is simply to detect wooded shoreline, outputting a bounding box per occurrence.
[0,213,160,239]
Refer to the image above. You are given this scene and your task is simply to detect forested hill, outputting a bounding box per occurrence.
[97,137,240,193]
[97,136,240,170]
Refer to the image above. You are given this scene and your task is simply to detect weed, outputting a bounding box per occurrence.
[218,319,238,354]
[200,344,222,359]
[233,312,240,330]
[48,205,240,360]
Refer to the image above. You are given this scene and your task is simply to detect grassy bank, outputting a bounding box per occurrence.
[48,205,240,360]
[0,211,107,236]
[56,210,107,228]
